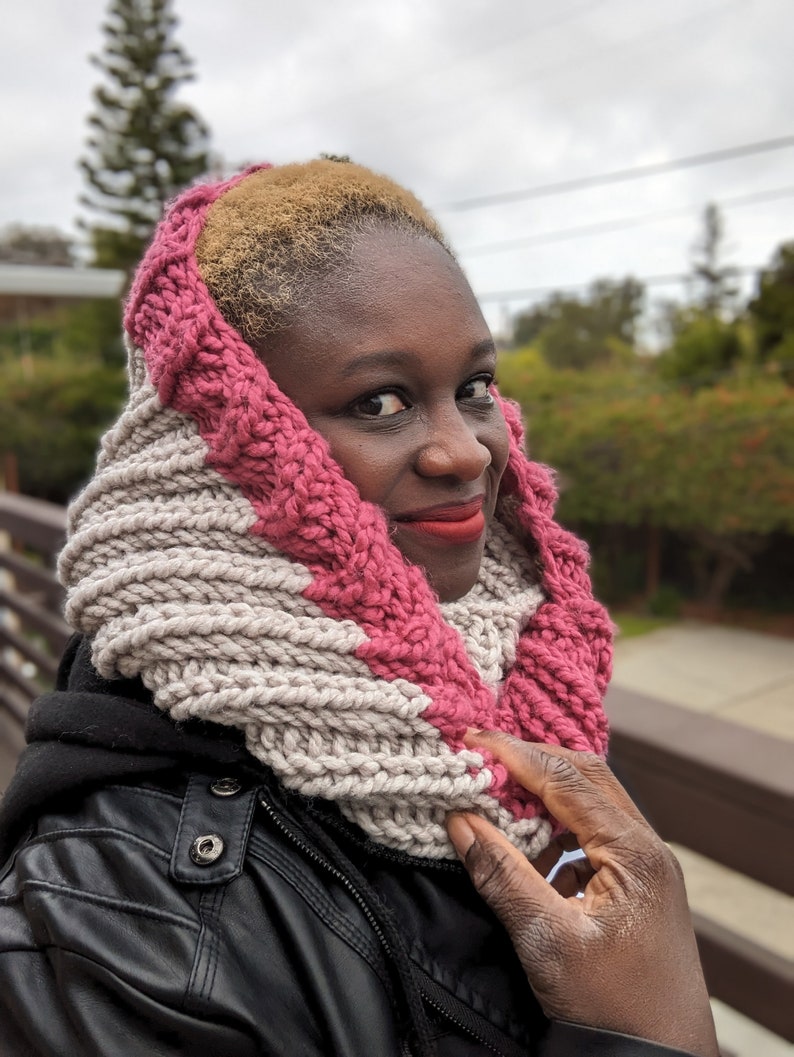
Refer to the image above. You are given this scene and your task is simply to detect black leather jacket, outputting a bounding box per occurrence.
[0,637,698,1056]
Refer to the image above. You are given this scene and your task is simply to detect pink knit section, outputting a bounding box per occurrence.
[124,171,611,826]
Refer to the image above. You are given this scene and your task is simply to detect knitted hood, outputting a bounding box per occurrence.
[59,166,612,860]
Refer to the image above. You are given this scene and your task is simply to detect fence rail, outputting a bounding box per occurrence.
[0,491,791,1042]
[606,685,793,1041]
[0,493,68,724]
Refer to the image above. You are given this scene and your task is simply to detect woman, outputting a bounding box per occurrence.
[0,160,717,1056]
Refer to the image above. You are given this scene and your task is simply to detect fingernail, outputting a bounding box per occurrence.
[463,727,485,745]
[446,812,476,861]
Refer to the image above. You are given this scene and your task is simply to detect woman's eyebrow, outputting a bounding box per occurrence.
[471,338,497,359]
[339,349,412,378]
[339,340,497,379]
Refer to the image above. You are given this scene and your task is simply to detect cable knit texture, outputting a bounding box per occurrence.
[59,168,612,859]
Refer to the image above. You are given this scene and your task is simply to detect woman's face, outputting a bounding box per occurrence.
[260,227,510,602]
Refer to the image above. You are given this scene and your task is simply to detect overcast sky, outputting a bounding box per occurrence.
[3,0,793,336]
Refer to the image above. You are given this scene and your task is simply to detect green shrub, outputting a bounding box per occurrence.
[498,353,794,606]
[0,358,127,502]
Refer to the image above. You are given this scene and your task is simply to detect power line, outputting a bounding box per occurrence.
[264,0,604,130]
[436,135,794,213]
[457,185,794,257]
[351,1,742,154]
[475,266,762,303]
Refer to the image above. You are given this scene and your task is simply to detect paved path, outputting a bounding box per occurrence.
[611,621,794,741]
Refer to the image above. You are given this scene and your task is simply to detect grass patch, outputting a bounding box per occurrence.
[612,612,674,639]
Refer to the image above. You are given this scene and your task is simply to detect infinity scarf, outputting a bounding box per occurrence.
[59,171,611,860]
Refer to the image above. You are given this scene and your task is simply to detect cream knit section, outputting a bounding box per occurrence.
[60,384,551,858]
[440,522,544,694]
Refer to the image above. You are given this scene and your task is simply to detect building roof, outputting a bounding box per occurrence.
[0,264,125,299]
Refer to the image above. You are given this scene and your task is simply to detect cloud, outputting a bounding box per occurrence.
[2,0,792,332]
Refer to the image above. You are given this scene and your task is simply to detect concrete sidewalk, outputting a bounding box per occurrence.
[609,622,793,1057]
[611,621,794,742]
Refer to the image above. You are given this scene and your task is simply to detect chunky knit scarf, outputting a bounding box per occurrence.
[59,170,612,860]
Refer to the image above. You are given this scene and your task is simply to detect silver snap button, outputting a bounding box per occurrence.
[209,777,242,798]
[189,833,225,865]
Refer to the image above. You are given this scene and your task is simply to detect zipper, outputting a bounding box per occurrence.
[418,973,529,1057]
[420,991,505,1056]
[259,794,394,956]
[260,792,522,1057]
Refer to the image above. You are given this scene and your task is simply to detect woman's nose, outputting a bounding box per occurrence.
[415,407,492,480]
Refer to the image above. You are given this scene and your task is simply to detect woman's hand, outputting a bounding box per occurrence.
[446,730,719,1057]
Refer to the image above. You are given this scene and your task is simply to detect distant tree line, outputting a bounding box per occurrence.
[501,208,794,612]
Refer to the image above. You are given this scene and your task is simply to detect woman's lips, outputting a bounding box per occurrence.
[395,498,486,544]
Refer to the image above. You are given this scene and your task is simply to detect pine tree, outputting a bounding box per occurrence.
[656,205,745,386]
[749,241,794,374]
[80,0,210,271]
[688,203,739,318]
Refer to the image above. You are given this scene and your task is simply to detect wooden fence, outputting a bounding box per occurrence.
[606,685,792,1040]
[0,491,791,1042]
[0,493,69,725]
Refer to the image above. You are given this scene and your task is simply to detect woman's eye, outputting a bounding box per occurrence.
[460,376,494,401]
[353,391,409,417]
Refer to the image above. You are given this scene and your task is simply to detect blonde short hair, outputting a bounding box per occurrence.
[196,159,449,348]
